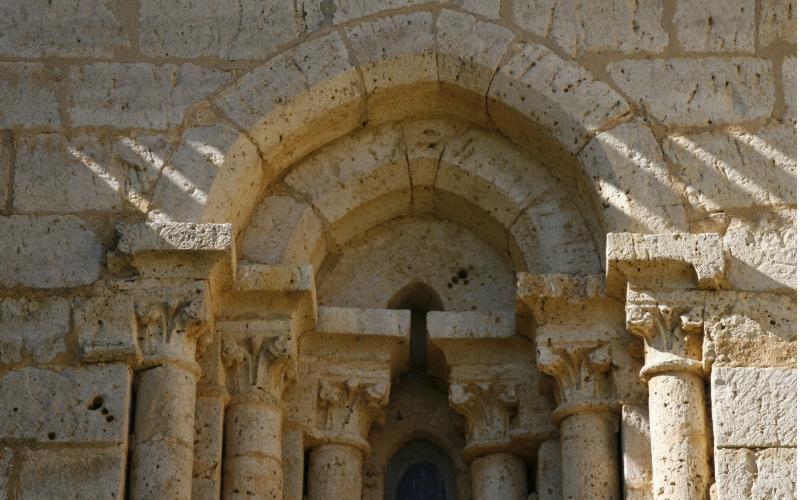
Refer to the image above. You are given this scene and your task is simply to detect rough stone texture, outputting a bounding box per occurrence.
[0,0,128,57]
[578,121,688,233]
[784,57,796,123]
[18,447,126,500]
[715,447,797,500]
[711,367,797,447]
[0,134,10,212]
[0,215,103,288]
[621,405,652,500]
[69,63,229,129]
[759,0,797,46]
[0,364,131,444]
[511,0,668,55]
[674,0,755,52]
[609,58,775,126]
[490,42,630,152]
[0,63,60,128]
[723,209,796,292]
[0,297,69,365]
[470,453,527,500]
[241,196,324,267]
[0,447,9,499]
[664,124,796,213]
[139,0,305,59]
[74,294,138,364]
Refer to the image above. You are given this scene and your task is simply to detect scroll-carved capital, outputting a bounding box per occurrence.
[221,325,296,405]
[625,288,705,379]
[135,295,209,370]
[537,343,615,423]
[313,372,390,451]
[449,379,520,452]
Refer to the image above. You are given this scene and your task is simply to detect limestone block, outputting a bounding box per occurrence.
[511,0,668,55]
[241,196,325,267]
[711,366,796,447]
[13,134,125,213]
[19,447,126,500]
[664,123,796,212]
[216,33,363,169]
[74,294,139,364]
[715,447,796,500]
[0,63,60,128]
[674,0,755,52]
[579,121,688,233]
[705,291,796,368]
[0,0,127,57]
[328,0,428,24]
[621,405,652,500]
[0,215,102,288]
[192,396,224,498]
[317,307,410,338]
[759,0,797,46]
[139,0,304,59]
[0,447,9,499]
[536,440,562,500]
[609,58,774,126]
[448,0,500,19]
[345,12,435,95]
[436,10,514,95]
[0,133,10,211]
[117,221,231,254]
[723,209,796,292]
[489,42,630,153]
[0,364,130,444]
[471,453,527,500]
[784,57,796,123]
[427,310,515,340]
[69,63,229,129]
[0,297,69,365]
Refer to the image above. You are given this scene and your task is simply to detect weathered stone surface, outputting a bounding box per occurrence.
[723,209,796,292]
[0,447,9,499]
[0,297,69,365]
[705,291,796,368]
[784,57,796,123]
[0,63,60,128]
[711,366,796,447]
[117,221,231,254]
[436,10,514,94]
[0,364,131,444]
[609,58,775,126]
[74,294,138,364]
[579,121,687,233]
[19,447,126,500]
[490,42,630,152]
[511,0,668,55]
[0,0,128,57]
[0,215,103,288]
[241,195,324,267]
[716,447,796,500]
[664,124,796,212]
[759,0,797,46]
[192,396,224,499]
[328,0,428,24]
[140,0,305,59]
[70,64,229,129]
[674,0,755,52]
[0,133,11,212]
[621,406,652,500]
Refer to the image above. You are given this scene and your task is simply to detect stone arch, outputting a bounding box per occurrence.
[146,8,688,261]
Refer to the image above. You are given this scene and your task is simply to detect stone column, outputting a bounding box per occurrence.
[308,374,390,500]
[449,380,528,500]
[220,320,295,499]
[625,288,710,500]
[129,294,209,500]
[537,342,619,500]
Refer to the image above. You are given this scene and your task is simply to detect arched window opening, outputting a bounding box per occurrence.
[385,439,456,500]
[387,282,443,371]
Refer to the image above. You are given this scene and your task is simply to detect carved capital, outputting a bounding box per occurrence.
[135,295,209,371]
[449,379,520,452]
[537,343,615,424]
[625,288,705,379]
[313,372,390,451]
[221,323,296,405]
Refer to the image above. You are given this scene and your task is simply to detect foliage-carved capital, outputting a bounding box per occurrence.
[449,379,521,452]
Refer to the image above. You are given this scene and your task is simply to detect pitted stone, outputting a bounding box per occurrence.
[19,447,126,500]
[609,58,774,126]
[784,57,796,123]
[759,0,797,46]
[674,0,755,52]
[0,297,69,365]
[715,447,797,499]
[0,63,60,128]
[75,294,139,365]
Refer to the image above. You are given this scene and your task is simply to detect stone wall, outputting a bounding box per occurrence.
[0,1,795,499]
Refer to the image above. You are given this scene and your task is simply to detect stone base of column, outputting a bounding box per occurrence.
[471,452,527,500]
[649,371,710,499]
[560,411,619,500]
[308,444,363,500]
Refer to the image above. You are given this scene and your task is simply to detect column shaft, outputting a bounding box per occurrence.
[130,364,198,500]
[308,444,363,500]
[471,452,527,500]
[560,411,619,500]
[648,371,710,499]
[223,402,283,499]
